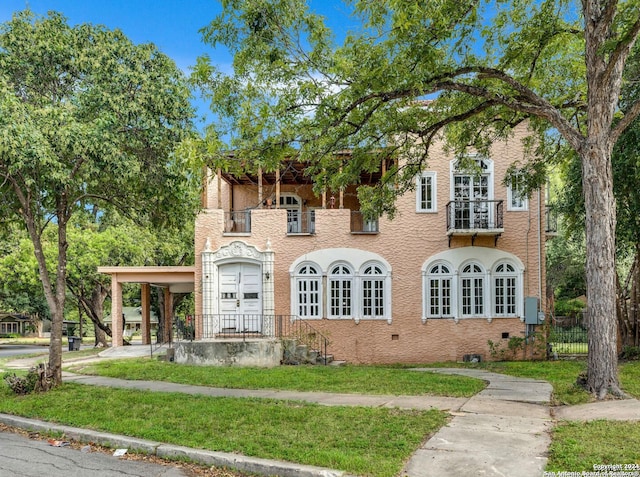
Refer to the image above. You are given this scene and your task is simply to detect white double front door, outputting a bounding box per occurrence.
[218,263,262,332]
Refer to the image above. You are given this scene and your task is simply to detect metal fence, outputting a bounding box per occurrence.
[549,314,588,356]
[173,314,330,363]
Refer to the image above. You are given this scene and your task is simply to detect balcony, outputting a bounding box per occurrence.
[446,200,504,245]
[350,211,379,234]
[286,210,315,234]
[224,210,252,233]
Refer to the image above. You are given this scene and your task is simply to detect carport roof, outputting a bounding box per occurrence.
[97,266,195,293]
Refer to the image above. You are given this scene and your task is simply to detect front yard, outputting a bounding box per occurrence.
[2,355,640,475]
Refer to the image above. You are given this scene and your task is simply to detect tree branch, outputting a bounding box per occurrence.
[611,98,640,143]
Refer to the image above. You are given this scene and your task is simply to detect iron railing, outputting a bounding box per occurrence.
[350,211,379,233]
[224,210,252,233]
[176,314,330,364]
[549,313,588,357]
[446,200,504,232]
[275,315,330,364]
[286,210,315,234]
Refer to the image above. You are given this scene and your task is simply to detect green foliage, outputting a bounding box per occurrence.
[620,346,640,360]
[3,363,52,394]
[0,10,196,380]
[0,226,49,317]
[3,370,38,395]
[487,336,526,361]
[554,299,586,317]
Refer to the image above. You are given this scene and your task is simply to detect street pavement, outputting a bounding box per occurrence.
[0,428,189,477]
[2,346,640,477]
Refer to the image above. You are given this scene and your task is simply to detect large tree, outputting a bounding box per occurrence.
[193,0,640,398]
[0,11,194,385]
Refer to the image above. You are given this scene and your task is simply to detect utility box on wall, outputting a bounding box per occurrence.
[524,297,544,325]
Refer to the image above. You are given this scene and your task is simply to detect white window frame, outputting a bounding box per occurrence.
[358,261,391,321]
[416,171,437,213]
[507,172,528,211]
[292,262,322,319]
[493,261,519,317]
[459,261,487,318]
[423,261,455,321]
[328,262,354,319]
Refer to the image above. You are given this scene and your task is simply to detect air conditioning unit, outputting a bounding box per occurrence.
[463,354,482,363]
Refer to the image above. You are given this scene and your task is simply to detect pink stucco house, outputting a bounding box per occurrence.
[181,123,548,364]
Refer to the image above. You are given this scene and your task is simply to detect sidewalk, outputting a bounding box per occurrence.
[1,350,559,477]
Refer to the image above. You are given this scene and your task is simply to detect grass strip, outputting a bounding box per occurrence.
[69,359,485,397]
[0,383,446,477]
[548,420,640,471]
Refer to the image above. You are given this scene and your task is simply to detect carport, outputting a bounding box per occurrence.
[97,266,195,347]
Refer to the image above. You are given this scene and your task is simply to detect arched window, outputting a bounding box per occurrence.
[328,264,353,318]
[361,263,387,318]
[294,263,321,318]
[494,262,517,316]
[460,262,485,317]
[425,262,453,318]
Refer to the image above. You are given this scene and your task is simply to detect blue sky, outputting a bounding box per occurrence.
[0,1,354,129]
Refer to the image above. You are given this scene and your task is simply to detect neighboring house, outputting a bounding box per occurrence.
[104,306,159,338]
[101,123,548,363]
[0,313,33,336]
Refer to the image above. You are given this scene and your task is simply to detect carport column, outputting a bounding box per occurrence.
[163,288,172,344]
[111,274,123,347]
[141,283,151,345]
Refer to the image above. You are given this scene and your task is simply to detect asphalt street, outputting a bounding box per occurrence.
[0,430,190,477]
[0,344,48,358]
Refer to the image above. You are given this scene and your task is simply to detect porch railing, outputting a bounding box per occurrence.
[175,314,330,364]
[286,210,315,234]
[224,210,252,233]
[350,210,379,233]
[446,200,504,232]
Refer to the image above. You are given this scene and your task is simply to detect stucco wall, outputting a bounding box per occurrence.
[194,124,546,364]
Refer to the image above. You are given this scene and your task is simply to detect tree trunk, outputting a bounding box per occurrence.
[582,141,621,398]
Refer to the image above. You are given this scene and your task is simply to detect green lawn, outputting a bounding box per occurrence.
[548,420,640,472]
[68,358,486,397]
[8,356,640,475]
[0,382,446,477]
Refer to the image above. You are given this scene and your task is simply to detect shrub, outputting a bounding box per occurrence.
[3,363,53,395]
[554,298,585,318]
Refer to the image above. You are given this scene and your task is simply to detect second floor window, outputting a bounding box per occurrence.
[416,172,437,212]
[508,172,528,211]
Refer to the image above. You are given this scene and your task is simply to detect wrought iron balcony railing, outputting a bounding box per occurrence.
[446,200,504,233]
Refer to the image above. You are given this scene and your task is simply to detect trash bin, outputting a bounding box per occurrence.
[68,336,81,351]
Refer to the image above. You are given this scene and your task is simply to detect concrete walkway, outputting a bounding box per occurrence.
[402,368,553,477]
[1,351,557,477]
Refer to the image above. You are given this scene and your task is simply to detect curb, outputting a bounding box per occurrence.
[0,413,349,477]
